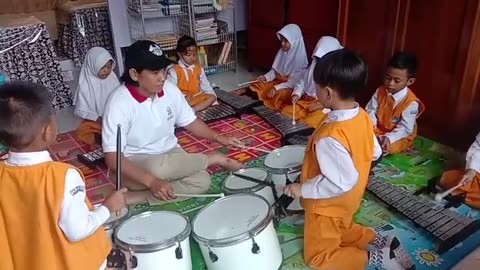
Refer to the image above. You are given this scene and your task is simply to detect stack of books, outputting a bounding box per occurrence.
[195,14,217,39]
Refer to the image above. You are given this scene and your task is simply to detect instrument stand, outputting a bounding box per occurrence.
[268,181,287,227]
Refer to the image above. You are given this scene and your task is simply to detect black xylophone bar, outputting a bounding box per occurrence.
[214,89,261,110]
[253,105,314,140]
[77,149,105,169]
[196,103,237,123]
[285,134,310,146]
[367,176,480,254]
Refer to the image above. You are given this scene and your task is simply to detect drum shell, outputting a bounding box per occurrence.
[114,211,192,270]
[198,221,282,270]
[192,194,283,270]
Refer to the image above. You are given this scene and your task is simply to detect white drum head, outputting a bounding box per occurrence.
[193,194,270,243]
[224,168,269,190]
[264,145,306,170]
[116,211,189,249]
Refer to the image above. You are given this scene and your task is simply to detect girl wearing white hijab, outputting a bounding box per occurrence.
[281,36,343,127]
[74,47,120,145]
[249,24,308,110]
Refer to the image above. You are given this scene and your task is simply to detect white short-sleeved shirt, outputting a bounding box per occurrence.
[102,81,197,156]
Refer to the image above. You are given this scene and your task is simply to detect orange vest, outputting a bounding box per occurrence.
[375,86,425,142]
[301,109,374,217]
[0,161,111,270]
[173,64,202,96]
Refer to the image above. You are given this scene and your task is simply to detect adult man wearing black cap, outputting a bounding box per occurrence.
[102,40,245,204]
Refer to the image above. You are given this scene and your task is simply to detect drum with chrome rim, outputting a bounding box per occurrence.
[114,211,192,270]
[192,194,283,270]
[264,145,306,211]
[222,168,275,205]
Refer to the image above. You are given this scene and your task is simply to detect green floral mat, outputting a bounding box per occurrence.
[127,137,480,270]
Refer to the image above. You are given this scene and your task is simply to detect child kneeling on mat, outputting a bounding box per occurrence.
[283,49,415,270]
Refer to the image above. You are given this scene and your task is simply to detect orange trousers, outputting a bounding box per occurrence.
[250,75,291,110]
[186,92,215,107]
[281,99,327,128]
[440,170,480,208]
[304,211,375,270]
[76,120,101,146]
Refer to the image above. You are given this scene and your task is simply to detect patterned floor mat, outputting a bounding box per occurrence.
[46,115,480,270]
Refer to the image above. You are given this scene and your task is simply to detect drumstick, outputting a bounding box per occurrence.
[240,146,270,154]
[176,193,225,198]
[238,80,258,87]
[292,102,296,125]
[434,182,464,202]
[115,124,122,217]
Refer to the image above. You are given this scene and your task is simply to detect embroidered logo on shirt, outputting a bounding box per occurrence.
[166,106,174,120]
[391,116,401,123]
[149,45,163,56]
[410,110,418,115]
[70,185,85,196]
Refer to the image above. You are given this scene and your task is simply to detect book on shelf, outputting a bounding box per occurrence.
[205,41,231,65]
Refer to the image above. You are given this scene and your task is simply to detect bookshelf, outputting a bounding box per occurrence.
[125,0,236,75]
[191,0,236,75]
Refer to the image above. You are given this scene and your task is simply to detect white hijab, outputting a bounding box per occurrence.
[73,47,120,121]
[272,24,308,77]
[304,36,343,97]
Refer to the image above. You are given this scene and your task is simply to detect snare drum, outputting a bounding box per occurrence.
[95,204,130,243]
[222,168,275,205]
[115,211,192,270]
[264,145,306,211]
[192,194,282,270]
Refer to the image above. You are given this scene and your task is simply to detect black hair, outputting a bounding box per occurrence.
[387,51,418,77]
[176,35,197,54]
[120,69,141,86]
[0,81,54,149]
[313,48,368,100]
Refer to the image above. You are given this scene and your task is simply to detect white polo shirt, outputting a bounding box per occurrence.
[102,80,197,156]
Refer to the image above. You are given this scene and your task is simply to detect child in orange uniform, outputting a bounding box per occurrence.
[0,82,127,270]
[439,131,480,208]
[168,36,217,112]
[365,51,425,155]
[281,36,343,127]
[284,49,415,270]
[248,24,308,110]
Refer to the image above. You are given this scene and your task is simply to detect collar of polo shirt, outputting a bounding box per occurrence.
[125,84,164,103]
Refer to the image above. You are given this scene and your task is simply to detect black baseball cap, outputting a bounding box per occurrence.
[124,40,172,70]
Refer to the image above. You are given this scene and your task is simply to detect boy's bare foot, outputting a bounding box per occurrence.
[206,152,245,171]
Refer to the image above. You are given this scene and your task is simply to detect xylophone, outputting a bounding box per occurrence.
[214,89,261,111]
[196,103,238,123]
[253,105,314,143]
[367,176,480,253]
[77,149,105,169]
[285,134,310,146]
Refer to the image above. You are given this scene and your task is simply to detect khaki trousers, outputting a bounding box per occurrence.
[116,147,211,204]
